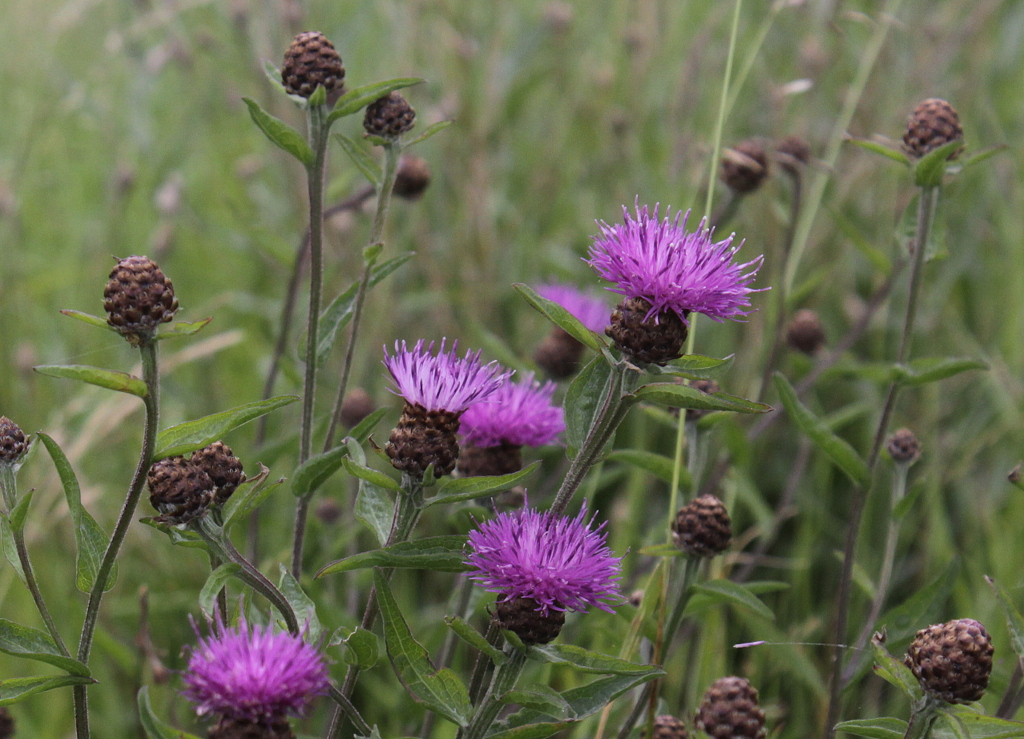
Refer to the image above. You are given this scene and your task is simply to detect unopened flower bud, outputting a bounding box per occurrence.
[210,715,295,739]
[0,417,28,466]
[190,441,246,506]
[340,388,376,429]
[534,328,585,379]
[315,498,342,526]
[457,442,523,478]
[721,141,770,194]
[0,706,14,739]
[904,619,993,703]
[672,494,732,558]
[607,297,687,366]
[393,156,432,200]
[642,715,688,739]
[281,31,345,99]
[103,255,178,346]
[775,135,811,177]
[696,677,766,739]
[886,428,921,465]
[786,309,826,355]
[494,597,565,646]
[902,98,963,160]
[363,92,416,140]
[147,457,214,524]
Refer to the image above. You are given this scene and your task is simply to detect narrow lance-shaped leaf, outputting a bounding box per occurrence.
[355,480,393,546]
[0,516,26,583]
[845,135,912,166]
[404,119,453,147]
[773,373,869,487]
[0,619,90,677]
[59,310,118,334]
[38,433,114,592]
[986,576,1024,665]
[327,77,425,122]
[199,563,242,622]
[155,318,213,341]
[629,382,770,414]
[514,283,606,353]
[0,675,96,706]
[293,446,349,500]
[871,632,924,700]
[445,616,507,666]
[426,463,539,507]
[138,686,203,739]
[897,357,988,387]
[604,449,691,489]
[242,98,313,167]
[833,718,908,739]
[528,644,664,676]
[221,466,281,530]
[564,357,613,458]
[279,565,323,643]
[331,626,379,669]
[154,396,299,459]
[34,365,147,398]
[342,457,401,492]
[685,580,775,621]
[334,133,382,189]
[316,536,469,578]
[914,140,965,187]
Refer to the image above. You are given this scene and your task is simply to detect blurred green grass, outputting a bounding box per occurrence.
[2,0,1024,736]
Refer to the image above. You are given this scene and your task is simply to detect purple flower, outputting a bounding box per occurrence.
[383,339,511,413]
[460,372,564,448]
[587,200,764,324]
[536,284,610,335]
[182,619,329,723]
[466,504,622,614]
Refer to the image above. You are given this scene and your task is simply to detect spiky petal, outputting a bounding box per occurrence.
[383,339,511,413]
[587,200,764,324]
[460,372,564,448]
[182,620,329,723]
[466,505,622,614]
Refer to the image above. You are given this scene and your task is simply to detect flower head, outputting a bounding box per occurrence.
[466,504,622,614]
[460,372,564,448]
[586,200,763,324]
[383,339,511,413]
[182,619,329,723]
[535,284,610,335]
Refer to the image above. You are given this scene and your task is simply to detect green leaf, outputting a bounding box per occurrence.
[222,466,281,530]
[154,396,298,459]
[262,60,289,97]
[630,383,771,414]
[141,518,209,551]
[327,77,424,123]
[986,576,1024,664]
[342,458,401,492]
[914,140,964,187]
[374,570,472,726]
[334,133,382,188]
[199,563,241,621]
[138,686,202,739]
[938,706,1024,739]
[685,580,775,621]
[845,136,912,166]
[604,449,691,490]
[293,446,350,500]
[333,626,380,669]
[500,683,572,719]
[637,543,684,558]
[316,536,468,578]
[242,98,313,167]
[528,644,663,676]
[355,480,393,546]
[834,717,908,739]
[156,318,213,340]
[871,632,923,700]
[0,515,25,583]
[445,616,507,666]
[307,83,327,108]
[514,284,606,353]
[0,675,95,706]
[8,488,34,534]
[38,433,114,592]
[486,724,568,739]
[278,565,322,642]
[564,357,613,459]
[34,364,147,398]
[349,408,388,444]
[897,357,988,387]
[59,310,118,333]
[773,373,869,487]
[405,119,454,147]
[653,354,734,380]
[0,619,90,677]
[316,254,413,368]
[958,144,1010,170]
[426,463,540,507]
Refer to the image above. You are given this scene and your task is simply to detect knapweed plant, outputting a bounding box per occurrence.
[0,6,1020,739]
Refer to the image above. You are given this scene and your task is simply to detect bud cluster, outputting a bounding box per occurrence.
[148,442,245,523]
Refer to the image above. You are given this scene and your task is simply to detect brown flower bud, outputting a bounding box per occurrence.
[363,92,416,140]
[721,141,770,194]
[0,706,14,739]
[315,498,342,526]
[904,619,993,704]
[494,597,565,646]
[642,715,688,739]
[902,98,963,160]
[386,403,460,478]
[281,32,345,99]
[534,328,586,379]
[340,388,376,429]
[457,441,523,478]
[103,255,178,346]
[672,494,732,558]
[190,441,246,506]
[786,309,826,355]
[147,457,214,524]
[696,677,766,739]
[886,428,921,465]
[775,135,811,176]
[607,298,687,366]
[0,417,28,466]
[210,715,295,739]
[393,156,432,200]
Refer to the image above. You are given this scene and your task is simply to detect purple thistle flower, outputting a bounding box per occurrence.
[182,619,329,723]
[466,504,622,614]
[460,372,564,448]
[586,200,764,324]
[535,284,610,335]
[383,339,511,413]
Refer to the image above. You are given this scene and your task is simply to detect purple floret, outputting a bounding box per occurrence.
[466,504,622,615]
[586,199,764,324]
[535,284,610,335]
[460,372,564,448]
[383,339,512,413]
[182,619,329,723]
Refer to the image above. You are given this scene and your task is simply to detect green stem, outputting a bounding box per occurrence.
[459,648,528,739]
[74,340,160,739]
[550,363,640,517]
[291,102,332,580]
[702,0,742,221]
[324,142,403,452]
[904,695,942,739]
[327,685,372,737]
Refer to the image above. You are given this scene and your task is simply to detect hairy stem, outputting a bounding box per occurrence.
[459,648,527,739]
